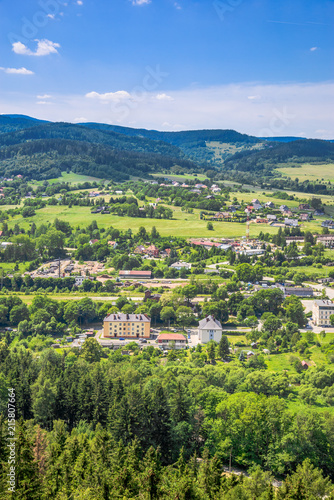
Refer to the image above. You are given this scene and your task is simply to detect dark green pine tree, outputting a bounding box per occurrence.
[197,448,222,499]
[13,421,43,499]
[149,384,171,464]
[218,335,230,360]
[170,382,192,425]
[91,365,109,427]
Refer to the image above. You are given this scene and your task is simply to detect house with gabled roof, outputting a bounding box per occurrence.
[198,315,222,343]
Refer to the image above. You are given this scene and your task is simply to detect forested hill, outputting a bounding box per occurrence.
[224,139,334,174]
[0,115,333,181]
[0,119,198,181]
[80,122,260,146]
[0,115,265,176]
[0,114,49,133]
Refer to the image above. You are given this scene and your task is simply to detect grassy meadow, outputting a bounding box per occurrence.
[277,163,334,183]
[6,203,286,238]
[33,172,104,186]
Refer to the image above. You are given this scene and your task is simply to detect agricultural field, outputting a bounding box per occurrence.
[33,172,104,186]
[206,141,264,163]
[276,162,334,182]
[151,173,209,182]
[7,202,314,239]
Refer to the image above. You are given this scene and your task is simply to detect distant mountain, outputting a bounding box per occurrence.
[81,122,260,145]
[260,136,307,143]
[0,115,49,134]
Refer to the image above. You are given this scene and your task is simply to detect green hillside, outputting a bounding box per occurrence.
[1,116,333,183]
[0,120,198,181]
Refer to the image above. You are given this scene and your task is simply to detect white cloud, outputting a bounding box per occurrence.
[0,67,34,75]
[132,0,151,5]
[155,93,174,101]
[12,39,60,57]
[1,82,334,140]
[174,2,182,9]
[47,14,56,19]
[37,94,52,99]
[37,101,52,105]
[310,47,318,51]
[77,1,83,5]
[73,117,88,123]
[247,95,261,100]
[85,90,132,101]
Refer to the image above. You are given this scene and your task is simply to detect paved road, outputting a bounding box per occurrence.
[311,283,334,300]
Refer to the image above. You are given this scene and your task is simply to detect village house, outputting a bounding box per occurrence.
[198,315,223,343]
[160,248,171,258]
[134,245,146,255]
[157,333,187,349]
[285,236,305,245]
[279,286,313,298]
[284,218,299,227]
[265,201,275,209]
[298,203,310,210]
[74,276,92,287]
[316,235,334,248]
[322,220,334,229]
[170,261,192,270]
[146,244,160,258]
[299,213,310,222]
[119,270,152,279]
[107,241,118,249]
[144,290,162,302]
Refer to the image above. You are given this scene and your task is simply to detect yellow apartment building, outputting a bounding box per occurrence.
[103,313,151,338]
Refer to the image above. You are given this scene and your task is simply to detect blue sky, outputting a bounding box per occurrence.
[0,0,333,137]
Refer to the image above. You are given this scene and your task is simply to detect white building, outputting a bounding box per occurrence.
[170,261,192,270]
[198,315,223,343]
[157,333,187,349]
[313,300,334,327]
[75,276,89,287]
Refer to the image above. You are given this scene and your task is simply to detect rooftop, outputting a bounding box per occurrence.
[314,300,334,307]
[104,313,150,322]
[158,333,186,341]
[198,315,222,330]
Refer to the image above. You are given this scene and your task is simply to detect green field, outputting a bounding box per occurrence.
[7,204,285,238]
[34,172,104,186]
[152,173,209,182]
[8,200,327,238]
[206,141,263,163]
[277,163,334,183]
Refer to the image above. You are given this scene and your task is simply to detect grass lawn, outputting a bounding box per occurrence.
[33,172,104,185]
[286,397,334,414]
[10,293,125,305]
[288,265,327,277]
[226,334,248,345]
[7,204,286,238]
[277,163,334,183]
[0,262,29,273]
